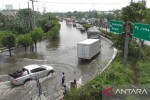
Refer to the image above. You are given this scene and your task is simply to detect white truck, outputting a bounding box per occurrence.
[77,39,100,60]
[8,64,54,86]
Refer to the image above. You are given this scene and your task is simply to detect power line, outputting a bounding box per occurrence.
[36,1,129,5]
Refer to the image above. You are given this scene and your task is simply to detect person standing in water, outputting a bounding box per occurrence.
[62,72,65,85]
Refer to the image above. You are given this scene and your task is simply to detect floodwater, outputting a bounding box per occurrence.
[0,21,114,100]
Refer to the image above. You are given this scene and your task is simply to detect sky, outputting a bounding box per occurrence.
[0,0,150,12]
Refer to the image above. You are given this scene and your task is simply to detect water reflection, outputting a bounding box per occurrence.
[66,23,72,27]
[46,36,60,50]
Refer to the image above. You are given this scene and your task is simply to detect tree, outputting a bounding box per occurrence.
[30,28,43,48]
[66,11,72,18]
[0,11,17,32]
[0,13,5,29]
[106,13,115,22]
[47,24,60,38]
[0,9,38,34]
[113,9,121,20]
[0,31,16,57]
[98,12,106,20]
[145,8,150,24]
[121,1,146,22]
[74,11,85,19]
[37,13,58,32]
[42,13,57,20]
[17,34,33,51]
[121,1,147,62]
[73,11,77,15]
[18,9,33,32]
[92,10,98,18]
[37,18,48,32]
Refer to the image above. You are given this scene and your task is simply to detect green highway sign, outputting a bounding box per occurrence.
[133,23,150,41]
[110,20,123,34]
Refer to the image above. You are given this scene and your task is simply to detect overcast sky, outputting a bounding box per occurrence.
[0,0,149,12]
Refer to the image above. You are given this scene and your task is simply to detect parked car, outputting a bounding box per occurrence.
[87,26,101,39]
[73,23,76,27]
[8,64,54,86]
[80,27,86,32]
[76,24,83,29]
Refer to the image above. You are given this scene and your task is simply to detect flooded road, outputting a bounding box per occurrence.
[0,21,114,100]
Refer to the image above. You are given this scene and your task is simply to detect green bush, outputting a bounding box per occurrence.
[82,24,93,30]
[30,28,43,47]
[128,40,139,57]
[0,31,16,48]
[47,23,60,38]
[17,34,33,51]
[141,45,150,58]
[0,31,16,56]
[65,84,101,100]
[64,60,132,100]
[137,59,150,84]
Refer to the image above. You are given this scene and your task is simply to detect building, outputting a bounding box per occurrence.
[0,10,17,18]
[5,5,13,10]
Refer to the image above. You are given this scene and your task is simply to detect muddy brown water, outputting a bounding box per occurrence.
[0,21,113,100]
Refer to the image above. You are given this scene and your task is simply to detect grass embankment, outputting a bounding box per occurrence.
[64,29,150,100]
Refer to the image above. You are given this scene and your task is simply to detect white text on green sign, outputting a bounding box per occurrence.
[133,23,150,41]
[110,20,123,34]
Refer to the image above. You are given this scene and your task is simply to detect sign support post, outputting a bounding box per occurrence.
[133,23,150,60]
[123,22,130,65]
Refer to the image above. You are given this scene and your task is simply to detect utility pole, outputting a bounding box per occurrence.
[123,22,130,65]
[42,4,46,14]
[28,1,32,31]
[31,0,34,11]
[131,0,133,4]
[30,0,35,28]
[92,3,95,10]
[28,2,30,10]
[18,3,20,9]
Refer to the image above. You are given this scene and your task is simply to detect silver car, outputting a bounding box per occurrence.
[9,64,54,86]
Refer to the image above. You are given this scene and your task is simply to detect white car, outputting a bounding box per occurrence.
[9,64,54,86]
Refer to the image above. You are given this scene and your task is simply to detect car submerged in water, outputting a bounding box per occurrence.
[8,64,55,86]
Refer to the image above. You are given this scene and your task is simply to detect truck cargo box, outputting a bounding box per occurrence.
[77,39,100,60]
